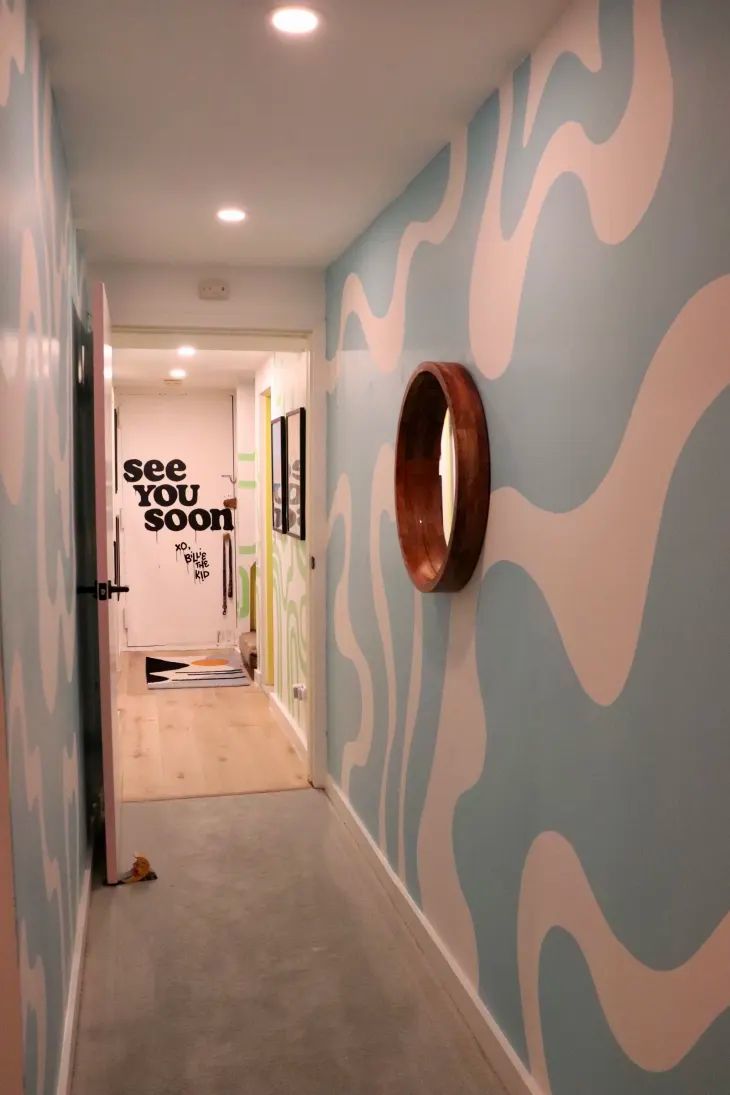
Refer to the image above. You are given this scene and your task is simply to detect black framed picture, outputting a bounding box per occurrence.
[285,408,306,540]
[271,416,287,533]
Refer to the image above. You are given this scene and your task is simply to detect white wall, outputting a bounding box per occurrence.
[92,262,324,332]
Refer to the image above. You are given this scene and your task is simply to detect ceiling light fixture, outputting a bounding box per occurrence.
[270,6,320,35]
[216,207,247,224]
[169,368,187,380]
[177,344,196,358]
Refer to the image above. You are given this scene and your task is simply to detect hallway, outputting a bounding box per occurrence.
[71,792,503,1095]
[2,2,729,1093]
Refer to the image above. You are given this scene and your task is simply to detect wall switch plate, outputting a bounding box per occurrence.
[198,278,229,301]
[293,683,307,701]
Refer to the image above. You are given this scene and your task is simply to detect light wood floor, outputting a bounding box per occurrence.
[118,652,308,802]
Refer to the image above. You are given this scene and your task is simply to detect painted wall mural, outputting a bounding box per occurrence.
[325,1,730,1092]
[271,354,308,736]
[0,2,87,1092]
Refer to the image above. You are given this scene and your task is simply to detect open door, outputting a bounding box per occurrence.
[91,283,127,884]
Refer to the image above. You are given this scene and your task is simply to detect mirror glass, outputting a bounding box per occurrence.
[438,409,456,541]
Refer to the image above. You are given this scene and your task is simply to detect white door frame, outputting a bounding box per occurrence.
[111,325,327,789]
[306,329,327,789]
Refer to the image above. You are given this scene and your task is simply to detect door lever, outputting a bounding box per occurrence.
[108,582,130,600]
[77,581,130,601]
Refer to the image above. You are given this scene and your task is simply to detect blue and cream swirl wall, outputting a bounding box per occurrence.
[325,1,730,1092]
[0,2,86,1092]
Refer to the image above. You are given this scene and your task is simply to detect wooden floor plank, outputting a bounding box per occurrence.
[119,652,308,802]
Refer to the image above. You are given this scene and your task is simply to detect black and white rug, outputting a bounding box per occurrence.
[145,651,250,690]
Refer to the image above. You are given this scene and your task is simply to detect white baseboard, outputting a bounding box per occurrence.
[269,690,308,763]
[56,852,92,1095]
[325,778,542,1095]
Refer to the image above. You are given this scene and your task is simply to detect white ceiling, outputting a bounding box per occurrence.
[36,0,568,268]
[114,347,270,390]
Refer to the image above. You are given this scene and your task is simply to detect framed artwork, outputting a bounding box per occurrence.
[285,408,306,540]
[271,416,287,533]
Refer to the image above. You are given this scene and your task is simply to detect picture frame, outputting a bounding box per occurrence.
[271,415,287,533]
[285,407,306,540]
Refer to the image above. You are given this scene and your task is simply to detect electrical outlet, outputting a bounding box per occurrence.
[198,277,229,301]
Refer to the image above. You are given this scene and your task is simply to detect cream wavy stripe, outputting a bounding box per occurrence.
[35,37,75,563]
[523,0,601,144]
[0,0,26,107]
[519,831,730,1092]
[416,275,730,994]
[417,584,485,985]
[23,223,76,712]
[484,275,730,706]
[19,923,47,1095]
[62,736,81,952]
[272,548,284,697]
[371,445,397,851]
[1,36,78,712]
[396,589,422,881]
[0,215,76,717]
[470,0,673,380]
[327,128,468,390]
[273,535,308,718]
[8,657,67,987]
[330,475,374,797]
[292,540,309,676]
[0,233,36,505]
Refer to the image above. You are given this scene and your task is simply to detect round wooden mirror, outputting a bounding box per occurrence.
[394,362,490,593]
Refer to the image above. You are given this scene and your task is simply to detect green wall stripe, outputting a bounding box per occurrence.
[238,544,256,555]
[238,479,256,489]
[237,451,255,462]
[238,566,250,620]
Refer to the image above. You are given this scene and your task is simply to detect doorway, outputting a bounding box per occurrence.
[108,333,313,806]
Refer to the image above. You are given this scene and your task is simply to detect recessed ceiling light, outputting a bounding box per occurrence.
[169,368,187,380]
[177,345,196,358]
[270,6,320,35]
[216,207,247,224]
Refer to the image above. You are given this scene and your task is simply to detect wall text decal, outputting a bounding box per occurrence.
[123,457,234,532]
[175,542,210,582]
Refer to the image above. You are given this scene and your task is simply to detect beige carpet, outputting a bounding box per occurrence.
[118,652,308,801]
[72,792,505,1095]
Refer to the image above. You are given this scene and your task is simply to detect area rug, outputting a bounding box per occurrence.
[145,651,250,690]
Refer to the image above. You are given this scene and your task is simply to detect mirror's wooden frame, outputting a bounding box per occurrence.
[395,362,490,593]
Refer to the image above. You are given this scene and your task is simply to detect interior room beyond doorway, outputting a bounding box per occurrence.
[111,333,311,804]
[117,651,307,800]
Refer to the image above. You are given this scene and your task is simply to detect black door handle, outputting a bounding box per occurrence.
[77,581,130,601]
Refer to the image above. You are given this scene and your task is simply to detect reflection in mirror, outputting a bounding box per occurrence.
[439,410,456,542]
